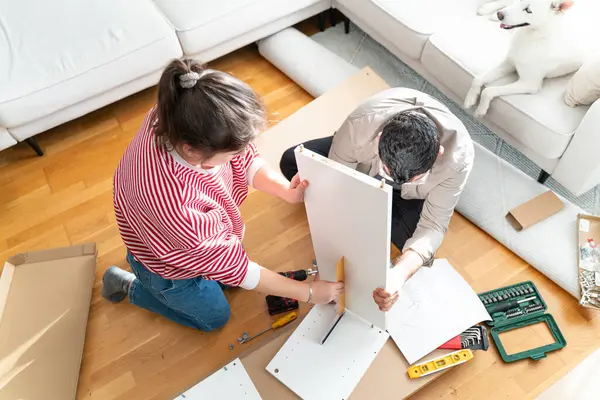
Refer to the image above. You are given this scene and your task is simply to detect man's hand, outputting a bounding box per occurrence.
[373,288,399,311]
[283,173,309,203]
[373,250,423,311]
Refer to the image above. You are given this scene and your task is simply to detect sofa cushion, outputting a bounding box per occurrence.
[0,0,181,128]
[336,0,484,59]
[153,0,329,57]
[421,17,589,160]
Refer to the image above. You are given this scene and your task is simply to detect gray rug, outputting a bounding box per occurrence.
[311,23,599,214]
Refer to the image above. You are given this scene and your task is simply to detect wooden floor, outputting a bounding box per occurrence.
[1,19,599,400]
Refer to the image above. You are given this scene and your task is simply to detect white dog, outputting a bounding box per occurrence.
[465,0,591,117]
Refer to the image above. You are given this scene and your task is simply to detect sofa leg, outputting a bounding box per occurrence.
[330,8,337,27]
[538,170,550,184]
[25,137,44,156]
[343,17,350,34]
[318,12,325,31]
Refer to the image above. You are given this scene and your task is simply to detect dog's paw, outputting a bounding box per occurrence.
[474,102,490,118]
[464,88,480,109]
[478,3,501,16]
[564,94,578,108]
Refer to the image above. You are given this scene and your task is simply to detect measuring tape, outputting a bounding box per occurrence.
[408,349,474,379]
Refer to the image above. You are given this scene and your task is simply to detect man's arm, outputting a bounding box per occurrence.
[376,167,471,310]
[398,166,472,274]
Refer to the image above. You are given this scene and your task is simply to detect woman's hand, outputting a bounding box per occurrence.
[373,288,399,311]
[310,279,345,304]
[284,173,309,204]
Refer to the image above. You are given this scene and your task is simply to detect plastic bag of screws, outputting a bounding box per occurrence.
[579,270,600,310]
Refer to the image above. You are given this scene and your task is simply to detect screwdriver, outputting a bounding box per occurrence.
[240,312,298,344]
[278,268,318,281]
[488,296,536,313]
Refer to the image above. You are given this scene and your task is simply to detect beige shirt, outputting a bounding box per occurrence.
[329,88,474,264]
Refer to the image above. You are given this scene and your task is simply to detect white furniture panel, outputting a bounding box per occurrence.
[266,304,389,400]
[295,147,393,330]
[175,358,262,400]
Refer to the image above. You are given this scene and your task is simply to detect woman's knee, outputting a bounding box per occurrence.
[197,298,231,332]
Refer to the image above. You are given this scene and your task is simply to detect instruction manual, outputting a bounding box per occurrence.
[387,259,491,365]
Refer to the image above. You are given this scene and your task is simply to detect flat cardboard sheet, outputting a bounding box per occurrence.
[266,304,389,400]
[576,214,600,310]
[256,68,389,172]
[174,358,262,400]
[0,244,97,399]
[506,191,564,231]
[387,259,491,365]
[295,147,392,330]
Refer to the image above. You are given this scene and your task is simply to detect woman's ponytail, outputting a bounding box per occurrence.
[154,58,265,157]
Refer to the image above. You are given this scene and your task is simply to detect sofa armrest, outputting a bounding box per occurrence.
[553,99,600,196]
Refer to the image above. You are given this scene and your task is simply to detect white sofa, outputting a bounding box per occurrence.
[0,0,330,155]
[333,0,600,196]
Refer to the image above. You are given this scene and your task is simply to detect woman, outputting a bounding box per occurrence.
[102,59,343,331]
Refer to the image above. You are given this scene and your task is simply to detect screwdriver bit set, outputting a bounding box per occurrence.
[479,282,535,305]
[478,281,566,363]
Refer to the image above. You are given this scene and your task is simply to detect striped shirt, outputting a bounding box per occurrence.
[113,108,263,288]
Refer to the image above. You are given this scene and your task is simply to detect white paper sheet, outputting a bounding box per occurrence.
[174,358,262,400]
[387,259,491,365]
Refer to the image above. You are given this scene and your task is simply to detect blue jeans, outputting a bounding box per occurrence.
[127,252,230,331]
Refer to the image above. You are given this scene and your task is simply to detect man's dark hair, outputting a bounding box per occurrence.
[154,59,266,157]
[378,111,440,185]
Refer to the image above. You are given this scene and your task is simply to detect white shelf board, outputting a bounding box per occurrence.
[295,147,392,330]
[175,358,262,400]
[266,304,389,400]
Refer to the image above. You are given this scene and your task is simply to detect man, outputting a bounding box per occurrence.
[280,88,474,311]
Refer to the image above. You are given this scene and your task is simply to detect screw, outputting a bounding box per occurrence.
[229,344,234,350]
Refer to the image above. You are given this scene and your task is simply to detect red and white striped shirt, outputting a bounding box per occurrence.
[113,108,263,287]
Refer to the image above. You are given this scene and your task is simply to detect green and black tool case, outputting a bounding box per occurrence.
[478,281,566,363]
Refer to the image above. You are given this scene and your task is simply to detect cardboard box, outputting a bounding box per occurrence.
[506,191,564,231]
[576,214,600,310]
[0,244,97,399]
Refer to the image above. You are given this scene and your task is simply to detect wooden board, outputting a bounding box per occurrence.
[295,147,392,330]
[337,256,345,315]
